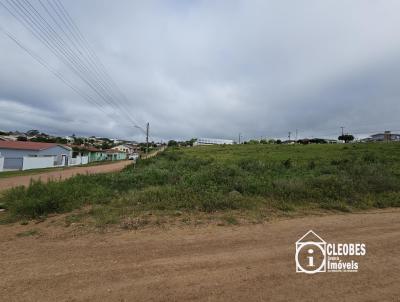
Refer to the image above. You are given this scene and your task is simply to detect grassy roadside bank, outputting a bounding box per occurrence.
[1,143,400,228]
[0,159,125,179]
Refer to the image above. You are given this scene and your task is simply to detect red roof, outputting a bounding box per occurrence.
[0,141,70,151]
[69,145,102,152]
[105,149,125,154]
[85,146,103,152]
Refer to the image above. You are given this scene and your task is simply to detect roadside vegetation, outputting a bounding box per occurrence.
[0,160,119,179]
[1,143,400,228]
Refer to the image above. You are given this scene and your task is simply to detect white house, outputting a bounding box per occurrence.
[112,144,134,154]
[0,141,72,170]
[64,136,75,143]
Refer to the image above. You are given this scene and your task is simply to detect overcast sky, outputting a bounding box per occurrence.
[1,0,400,142]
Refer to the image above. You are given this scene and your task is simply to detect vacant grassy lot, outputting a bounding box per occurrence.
[1,143,400,227]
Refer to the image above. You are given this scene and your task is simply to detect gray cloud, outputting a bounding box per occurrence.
[1,0,400,141]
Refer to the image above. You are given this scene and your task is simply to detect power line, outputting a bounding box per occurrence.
[36,0,124,110]
[1,0,146,137]
[0,25,108,115]
[11,0,122,112]
[49,0,143,129]
[47,0,147,132]
[2,0,112,110]
[146,122,149,153]
[0,22,142,133]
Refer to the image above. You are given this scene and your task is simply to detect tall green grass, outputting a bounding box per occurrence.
[1,143,400,223]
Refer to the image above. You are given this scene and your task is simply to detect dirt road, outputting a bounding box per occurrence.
[1,209,399,301]
[0,161,131,191]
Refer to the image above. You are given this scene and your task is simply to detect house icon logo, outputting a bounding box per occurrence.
[295,230,326,274]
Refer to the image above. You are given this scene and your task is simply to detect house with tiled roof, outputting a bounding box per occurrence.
[70,145,108,162]
[105,149,127,161]
[0,141,72,170]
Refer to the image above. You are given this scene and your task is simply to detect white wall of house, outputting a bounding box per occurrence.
[38,145,72,157]
[81,156,89,165]
[0,156,4,172]
[69,155,89,166]
[22,156,55,171]
[112,145,133,153]
[0,145,72,170]
[69,157,79,166]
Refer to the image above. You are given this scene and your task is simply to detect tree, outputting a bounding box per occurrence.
[101,141,113,150]
[55,137,68,144]
[74,137,84,145]
[31,136,54,143]
[168,140,178,147]
[17,136,27,141]
[26,129,40,136]
[338,134,354,143]
[298,139,310,145]
[186,138,197,147]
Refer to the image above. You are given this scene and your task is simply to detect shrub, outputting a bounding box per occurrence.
[282,159,292,168]
[308,160,316,170]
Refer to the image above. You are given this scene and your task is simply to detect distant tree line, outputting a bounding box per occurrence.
[168,139,196,147]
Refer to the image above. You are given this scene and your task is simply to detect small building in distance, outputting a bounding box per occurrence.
[87,147,108,162]
[125,143,140,153]
[63,136,75,144]
[111,144,133,154]
[106,149,127,161]
[71,146,107,163]
[362,131,400,142]
[194,138,234,146]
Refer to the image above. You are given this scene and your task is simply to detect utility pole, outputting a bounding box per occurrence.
[288,131,291,141]
[146,122,149,154]
[295,129,298,141]
[340,126,344,136]
[238,133,241,144]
